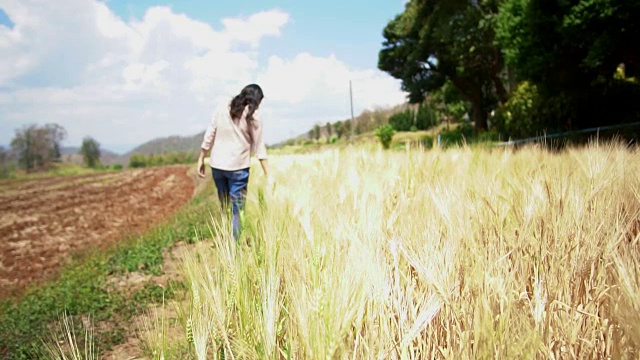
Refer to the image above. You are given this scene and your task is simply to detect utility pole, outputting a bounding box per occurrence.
[349,80,355,141]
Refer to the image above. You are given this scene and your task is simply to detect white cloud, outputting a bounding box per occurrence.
[256,53,407,142]
[0,0,405,152]
[222,10,290,48]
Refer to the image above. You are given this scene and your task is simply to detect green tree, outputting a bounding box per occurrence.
[0,146,13,178]
[379,0,507,132]
[313,125,321,141]
[342,121,352,139]
[10,123,67,171]
[431,81,470,126]
[415,102,437,130]
[326,122,332,137]
[79,137,101,168]
[496,0,640,130]
[354,119,363,135]
[334,121,344,138]
[375,125,397,149]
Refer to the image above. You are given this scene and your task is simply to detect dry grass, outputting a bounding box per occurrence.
[142,141,640,359]
[43,313,98,360]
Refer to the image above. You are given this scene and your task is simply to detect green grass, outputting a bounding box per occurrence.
[3,162,118,181]
[0,176,214,359]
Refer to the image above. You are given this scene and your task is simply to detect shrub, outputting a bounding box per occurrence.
[388,109,414,132]
[375,125,396,149]
[438,123,475,148]
[492,81,541,139]
[410,126,418,132]
[128,152,197,168]
[421,135,434,148]
[329,135,338,144]
[113,164,123,170]
[129,154,147,168]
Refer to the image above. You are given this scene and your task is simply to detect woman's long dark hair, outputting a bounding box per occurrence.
[229,84,264,123]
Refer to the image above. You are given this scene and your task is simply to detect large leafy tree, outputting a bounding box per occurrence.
[0,146,12,178]
[10,123,66,171]
[379,0,507,132]
[496,0,640,129]
[79,136,101,168]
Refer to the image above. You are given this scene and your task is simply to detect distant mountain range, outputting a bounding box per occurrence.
[117,132,205,165]
[62,132,206,166]
[125,132,205,156]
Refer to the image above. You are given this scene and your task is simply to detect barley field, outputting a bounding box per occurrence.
[150,142,639,359]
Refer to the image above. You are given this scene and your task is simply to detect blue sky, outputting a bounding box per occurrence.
[0,0,407,153]
[0,7,12,28]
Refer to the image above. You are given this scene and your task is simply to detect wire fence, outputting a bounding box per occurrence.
[495,121,640,147]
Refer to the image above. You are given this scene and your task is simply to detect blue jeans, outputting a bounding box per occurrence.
[211,167,250,240]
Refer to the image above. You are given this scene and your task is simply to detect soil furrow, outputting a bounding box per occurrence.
[0,165,195,299]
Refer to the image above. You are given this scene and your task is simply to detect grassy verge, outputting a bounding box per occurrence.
[1,162,120,182]
[0,173,214,359]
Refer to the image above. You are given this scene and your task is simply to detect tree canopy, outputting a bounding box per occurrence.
[380,0,640,138]
[496,0,640,129]
[10,123,66,171]
[379,0,506,132]
[80,137,101,168]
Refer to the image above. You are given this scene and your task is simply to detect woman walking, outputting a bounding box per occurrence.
[197,84,269,241]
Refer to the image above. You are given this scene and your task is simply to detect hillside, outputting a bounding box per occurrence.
[126,133,205,155]
[272,103,411,148]
[113,132,204,165]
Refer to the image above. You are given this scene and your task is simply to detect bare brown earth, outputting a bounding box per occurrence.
[0,165,195,298]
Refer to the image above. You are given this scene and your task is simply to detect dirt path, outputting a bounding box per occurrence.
[0,165,195,298]
[101,240,209,360]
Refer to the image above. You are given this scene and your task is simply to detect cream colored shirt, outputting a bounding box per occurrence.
[201,105,268,171]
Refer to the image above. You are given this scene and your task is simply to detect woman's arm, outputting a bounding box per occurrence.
[198,110,218,178]
[252,113,269,177]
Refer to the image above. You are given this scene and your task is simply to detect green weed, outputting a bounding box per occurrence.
[0,180,215,359]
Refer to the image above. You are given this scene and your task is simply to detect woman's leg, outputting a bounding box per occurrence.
[211,167,231,212]
[228,168,250,241]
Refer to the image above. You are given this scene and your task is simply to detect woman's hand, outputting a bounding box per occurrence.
[197,149,207,179]
[259,159,269,177]
[197,158,206,178]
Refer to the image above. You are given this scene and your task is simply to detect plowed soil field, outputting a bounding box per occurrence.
[0,165,195,298]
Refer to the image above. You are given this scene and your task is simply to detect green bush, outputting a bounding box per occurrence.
[129,154,147,168]
[438,123,475,148]
[128,152,197,169]
[375,125,396,149]
[388,109,414,132]
[113,164,123,170]
[493,81,541,139]
[410,126,418,132]
[421,135,434,148]
[329,135,338,144]
[476,130,501,143]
